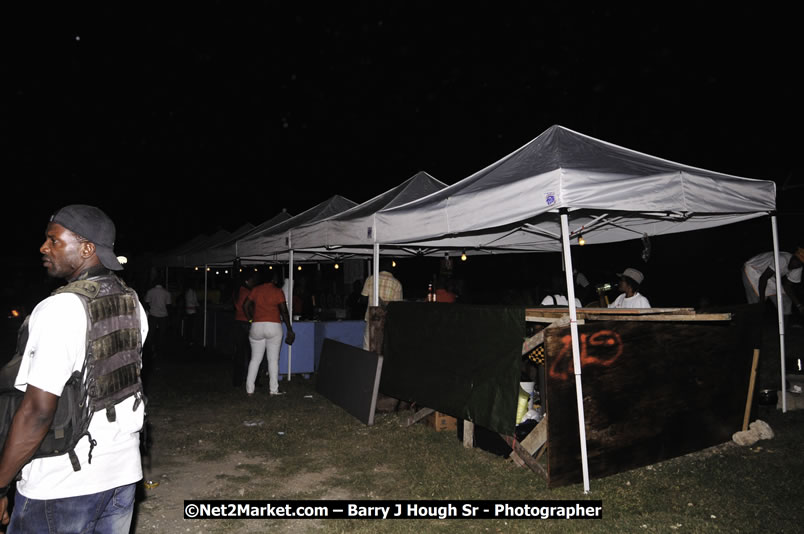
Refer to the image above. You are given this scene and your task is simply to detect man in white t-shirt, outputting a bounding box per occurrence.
[145,281,172,356]
[540,294,583,307]
[608,267,651,309]
[0,205,148,532]
[742,248,804,316]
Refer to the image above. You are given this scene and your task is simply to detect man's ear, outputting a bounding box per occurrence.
[81,241,97,259]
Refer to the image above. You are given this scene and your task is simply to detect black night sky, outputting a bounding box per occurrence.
[2,4,801,305]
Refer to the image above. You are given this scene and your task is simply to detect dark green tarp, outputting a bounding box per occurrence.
[380,302,525,435]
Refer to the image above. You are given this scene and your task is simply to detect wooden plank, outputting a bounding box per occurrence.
[742,349,760,431]
[509,451,526,468]
[522,317,571,353]
[406,407,435,427]
[500,434,548,479]
[520,414,548,455]
[367,306,387,354]
[527,307,695,320]
[581,313,731,322]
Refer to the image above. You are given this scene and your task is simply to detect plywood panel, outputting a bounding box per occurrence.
[315,339,383,425]
[544,304,760,487]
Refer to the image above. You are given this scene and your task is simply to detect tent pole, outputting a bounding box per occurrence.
[770,215,787,412]
[559,209,591,493]
[203,265,208,348]
[288,247,294,382]
[368,242,379,352]
[372,243,380,307]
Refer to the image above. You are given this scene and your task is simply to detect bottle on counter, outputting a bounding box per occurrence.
[427,283,434,302]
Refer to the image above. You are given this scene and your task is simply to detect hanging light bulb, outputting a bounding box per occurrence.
[578,234,586,246]
[334,263,339,269]
[297,265,302,271]
[392,260,397,267]
[461,250,467,261]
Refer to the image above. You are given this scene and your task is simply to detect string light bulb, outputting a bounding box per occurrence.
[461,250,467,261]
[334,263,339,269]
[578,234,586,246]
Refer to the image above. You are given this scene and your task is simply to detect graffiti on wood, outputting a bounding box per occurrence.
[548,329,623,380]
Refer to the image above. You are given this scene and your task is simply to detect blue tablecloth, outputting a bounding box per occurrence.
[278,320,366,377]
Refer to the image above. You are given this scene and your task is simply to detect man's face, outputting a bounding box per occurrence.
[40,222,87,280]
[617,277,629,293]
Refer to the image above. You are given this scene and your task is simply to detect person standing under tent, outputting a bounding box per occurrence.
[541,273,582,307]
[231,271,259,387]
[435,276,458,303]
[243,272,295,396]
[742,248,804,320]
[144,279,172,358]
[361,258,403,351]
[607,267,651,309]
[183,281,200,347]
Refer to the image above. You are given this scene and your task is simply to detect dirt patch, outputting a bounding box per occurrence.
[130,352,363,533]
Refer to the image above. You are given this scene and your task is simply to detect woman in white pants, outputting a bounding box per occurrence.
[247,321,284,395]
[244,274,295,395]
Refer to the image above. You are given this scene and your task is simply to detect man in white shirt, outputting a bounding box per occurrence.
[608,267,651,309]
[742,248,804,317]
[145,281,172,357]
[0,205,148,532]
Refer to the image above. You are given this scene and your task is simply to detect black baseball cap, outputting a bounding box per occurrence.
[50,204,123,271]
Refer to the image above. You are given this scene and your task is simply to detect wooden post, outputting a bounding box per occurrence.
[463,421,474,449]
[742,348,760,431]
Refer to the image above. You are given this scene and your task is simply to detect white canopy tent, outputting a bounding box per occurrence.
[236,195,358,259]
[152,233,212,268]
[290,171,447,250]
[375,125,775,246]
[365,125,781,492]
[198,213,289,268]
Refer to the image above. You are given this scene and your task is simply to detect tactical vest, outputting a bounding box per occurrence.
[0,272,145,471]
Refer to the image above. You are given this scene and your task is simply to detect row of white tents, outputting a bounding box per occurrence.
[153,125,788,492]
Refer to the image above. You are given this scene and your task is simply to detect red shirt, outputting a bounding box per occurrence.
[234,286,251,322]
[435,289,457,303]
[248,283,285,323]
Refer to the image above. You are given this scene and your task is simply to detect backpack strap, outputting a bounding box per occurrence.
[52,280,101,299]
